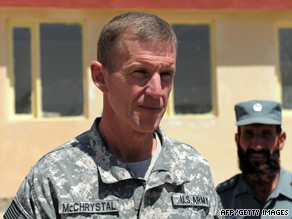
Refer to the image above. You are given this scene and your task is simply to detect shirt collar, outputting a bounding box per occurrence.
[88,117,187,186]
[234,174,252,197]
[268,167,292,200]
[234,167,292,201]
[88,118,132,183]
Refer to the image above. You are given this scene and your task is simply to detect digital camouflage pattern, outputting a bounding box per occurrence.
[5,118,223,218]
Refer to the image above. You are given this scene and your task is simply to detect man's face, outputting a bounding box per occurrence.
[103,35,176,133]
[236,124,282,184]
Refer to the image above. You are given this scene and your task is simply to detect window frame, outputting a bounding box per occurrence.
[165,19,217,118]
[8,19,87,120]
[274,21,292,116]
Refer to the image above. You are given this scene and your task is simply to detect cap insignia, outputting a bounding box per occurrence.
[253,103,262,112]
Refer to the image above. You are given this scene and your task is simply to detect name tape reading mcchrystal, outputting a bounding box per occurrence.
[220,209,289,217]
[59,201,119,214]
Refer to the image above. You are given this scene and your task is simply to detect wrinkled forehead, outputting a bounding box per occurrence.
[120,33,176,48]
[115,34,177,58]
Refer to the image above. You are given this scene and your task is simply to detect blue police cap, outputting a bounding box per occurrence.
[235,100,282,126]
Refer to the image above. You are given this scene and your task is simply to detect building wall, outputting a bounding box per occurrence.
[0,8,291,199]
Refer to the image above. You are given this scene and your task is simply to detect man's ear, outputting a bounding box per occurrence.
[235,133,239,145]
[278,131,286,151]
[90,61,108,93]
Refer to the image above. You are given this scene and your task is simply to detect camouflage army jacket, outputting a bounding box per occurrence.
[5,117,222,219]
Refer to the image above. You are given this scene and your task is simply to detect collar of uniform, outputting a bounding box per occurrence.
[234,168,292,202]
[233,174,256,198]
[88,117,132,183]
[145,137,190,190]
[267,167,292,201]
[88,117,172,184]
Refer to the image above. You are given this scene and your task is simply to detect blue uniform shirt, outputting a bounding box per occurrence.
[216,167,292,219]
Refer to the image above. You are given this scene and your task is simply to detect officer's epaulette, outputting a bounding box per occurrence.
[216,174,240,193]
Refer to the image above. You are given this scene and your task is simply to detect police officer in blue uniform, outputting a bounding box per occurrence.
[216,100,292,219]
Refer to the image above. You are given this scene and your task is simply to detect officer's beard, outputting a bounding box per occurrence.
[237,144,280,185]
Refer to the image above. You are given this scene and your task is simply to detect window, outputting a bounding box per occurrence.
[13,27,32,114]
[277,26,292,110]
[10,21,84,118]
[170,23,215,115]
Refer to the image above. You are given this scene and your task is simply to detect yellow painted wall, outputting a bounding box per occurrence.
[0,8,291,199]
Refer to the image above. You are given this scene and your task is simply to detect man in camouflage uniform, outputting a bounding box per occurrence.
[5,12,222,218]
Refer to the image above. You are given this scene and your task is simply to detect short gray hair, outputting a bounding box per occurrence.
[97,12,177,73]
